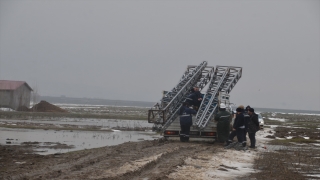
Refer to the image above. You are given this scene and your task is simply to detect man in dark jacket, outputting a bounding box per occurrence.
[225,107,246,149]
[179,102,197,142]
[233,108,246,147]
[243,107,250,148]
[186,86,202,110]
[214,103,232,144]
[247,108,259,148]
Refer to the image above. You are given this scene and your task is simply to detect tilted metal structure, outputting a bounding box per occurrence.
[160,65,214,131]
[148,61,208,128]
[194,66,242,129]
[148,62,242,132]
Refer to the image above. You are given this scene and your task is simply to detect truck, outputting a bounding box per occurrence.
[148,61,242,142]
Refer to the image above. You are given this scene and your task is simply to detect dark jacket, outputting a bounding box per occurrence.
[186,91,202,106]
[214,110,232,123]
[233,113,245,129]
[248,113,259,133]
[243,111,250,129]
[179,106,197,126]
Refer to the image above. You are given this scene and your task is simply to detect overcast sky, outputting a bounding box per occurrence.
[0,0,319,111]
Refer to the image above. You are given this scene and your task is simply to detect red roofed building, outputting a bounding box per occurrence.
[0,80,33,110]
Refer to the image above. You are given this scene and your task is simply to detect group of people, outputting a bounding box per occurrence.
[178,86,260,149]
[215,104,260,150]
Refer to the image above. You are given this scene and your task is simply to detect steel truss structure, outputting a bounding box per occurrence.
[148,62,242,132]
[194,66,242,129]
[148,62,208,126]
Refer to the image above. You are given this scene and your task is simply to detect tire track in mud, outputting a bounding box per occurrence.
[104,144,215,180]
[6,140,217,180]
[8,140,171,180]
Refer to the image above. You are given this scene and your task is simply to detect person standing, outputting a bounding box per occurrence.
[185,86,202,111]
[247,108,260,148]
[179,102,197,142]
[214,103,232,144]
[225,107,246,149]
[234,107,247,150]
[242,106,250,148]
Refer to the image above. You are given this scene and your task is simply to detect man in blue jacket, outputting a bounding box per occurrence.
[179,102,197,142]
[225,108,246,149]
[185,86,202,111]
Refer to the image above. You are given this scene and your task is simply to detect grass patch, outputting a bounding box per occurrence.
[264,119,284,125]
[271,138,318,145]
[246,113,320,179]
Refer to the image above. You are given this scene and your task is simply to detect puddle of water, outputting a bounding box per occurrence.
[0,119,152,129]
[0,127,160,155]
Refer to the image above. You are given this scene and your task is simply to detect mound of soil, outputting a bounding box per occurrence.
[31,101,68,113]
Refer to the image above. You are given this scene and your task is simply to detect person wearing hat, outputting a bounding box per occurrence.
[179,102,197,142]
[247,108,259,148]
[214,103,232,144]
[225,107,246,149]
[245,105,251,113]
[225,107,245,149]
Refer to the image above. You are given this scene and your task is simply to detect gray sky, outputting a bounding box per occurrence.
[0,0,319,111]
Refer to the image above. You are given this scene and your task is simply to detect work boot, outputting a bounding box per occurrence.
[224,140,232,147]
[224,142,238,149]
[235,143,248,151]
[185,136,189,142]
[242,142,247,147]
[180,136,185,142]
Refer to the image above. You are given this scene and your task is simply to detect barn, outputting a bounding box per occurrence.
[0,80,33,110]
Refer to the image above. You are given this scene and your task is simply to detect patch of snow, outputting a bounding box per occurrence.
[0,108,15,112]
[270,125,279,128]
[268,118,287,122]
[15,162,26,164]
[111,129,121,132]
[303,137,310,139]
[285,136,293,139]
[284,113,320,116]
[168,128,273,179]
[306,174,320,178]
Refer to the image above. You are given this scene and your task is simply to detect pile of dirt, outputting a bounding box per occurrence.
[31,101,68,113]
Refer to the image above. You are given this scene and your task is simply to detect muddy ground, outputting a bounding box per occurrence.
[0,140,220,180]
[1,108,320,179]
[0,130,271,180]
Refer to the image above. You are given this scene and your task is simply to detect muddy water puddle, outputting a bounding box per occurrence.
[0,118,152,128]
[0,127,160,155]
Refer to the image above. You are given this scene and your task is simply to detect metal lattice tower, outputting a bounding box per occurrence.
[160,65,214,131]
[194,66,242,129]
[148,61,208,127]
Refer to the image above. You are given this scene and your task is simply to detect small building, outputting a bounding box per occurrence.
[0,80,33,110]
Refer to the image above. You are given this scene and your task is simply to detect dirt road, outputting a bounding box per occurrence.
[1,138,261,180]
[2,126,275,180]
